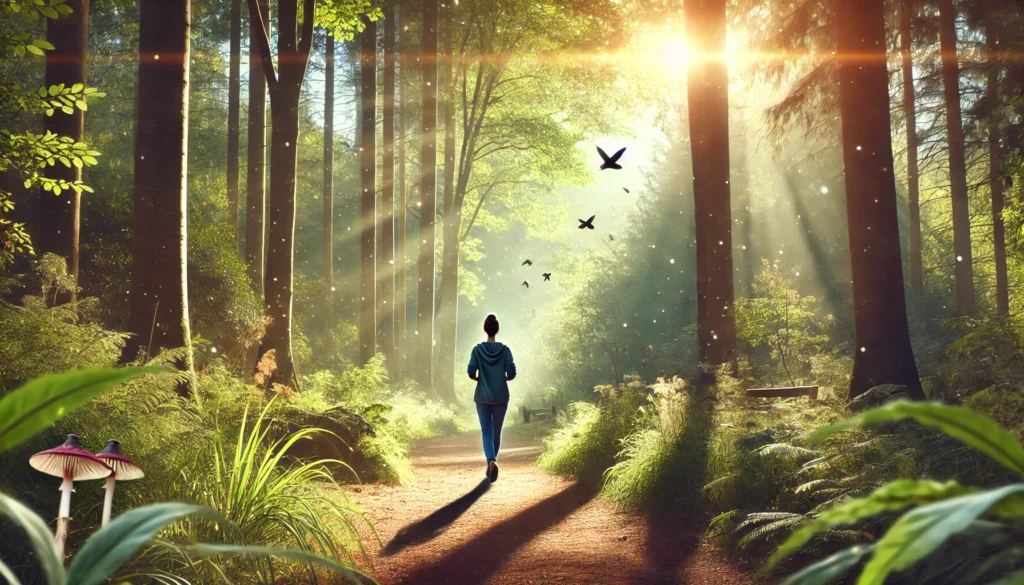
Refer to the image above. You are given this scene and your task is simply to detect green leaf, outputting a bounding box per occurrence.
[0,558,23,585]
[188,544,374,585]
[48,85,59,96]
[23,179,32,189]
[26,44,44,56]
[0,491,65,585]
[75,100,87,111]
[38,86,48,98]
[58,156,70,168]
[767,479,973,570]
[72,158,82,169]
[71,83,83,93]
[809,401,1024,478]
[67,503,220,585]
[53,185,61,195]
[33,39,55,50]
[0,367,158,451]
[857,484,1024,585]
[60,105,73,115]
[782,545,873,585]
[81,155,97,165]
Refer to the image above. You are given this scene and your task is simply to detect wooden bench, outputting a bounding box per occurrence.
[745,385,819,406]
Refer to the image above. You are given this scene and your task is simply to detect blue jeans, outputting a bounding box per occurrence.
[476,401,508,462]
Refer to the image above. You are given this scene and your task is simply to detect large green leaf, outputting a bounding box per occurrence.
[0,367,158,451]
[767,479,973,570]
[66,503,219,585]
[857,484,1024,585]
[188,544,375,585]
[809,401,1024,478]
[0,491,65,585]
[0,558,23,585]
[782,544,874,585]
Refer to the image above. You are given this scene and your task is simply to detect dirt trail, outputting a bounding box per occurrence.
[353,433,754,585]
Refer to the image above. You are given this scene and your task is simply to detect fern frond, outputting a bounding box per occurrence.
[755,443,821,461]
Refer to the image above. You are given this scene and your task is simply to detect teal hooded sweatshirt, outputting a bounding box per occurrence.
[467,342,516,403]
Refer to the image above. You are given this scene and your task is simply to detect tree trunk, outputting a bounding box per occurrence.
[123,0,194,396]
[435,0,458,401]
[248,0,315,388]
[324,34,335,326]
[395,0,409,379]
[382,12,398,372]
[245,0,269,296]
[836,0,924,400]
[227,0,241,248]
[986,16,1009,315]
[38,0,88,305]
[359,18,377,365]
[938,0,975,316]
[685,0,736,378]
[416,0,438,389]
[900,0,923,292]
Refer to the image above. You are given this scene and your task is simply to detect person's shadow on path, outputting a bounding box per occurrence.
[382,478,492,556]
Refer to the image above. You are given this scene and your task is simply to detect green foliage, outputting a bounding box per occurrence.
[538,380,648,477]
[0,367,156,451]
[767,402,1024,585]
[736,259,833,386]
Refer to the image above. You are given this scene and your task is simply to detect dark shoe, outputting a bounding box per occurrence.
[486,460,494,481]
[489,460,499,483]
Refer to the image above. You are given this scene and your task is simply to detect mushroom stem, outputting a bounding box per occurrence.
[101,476,116,527]
[55,476,72,559]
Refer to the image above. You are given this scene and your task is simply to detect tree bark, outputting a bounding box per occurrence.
[685,0,736,377]
[435,0,458,401]
[39,0,88,305]
[900,0,923,292]
[324,34,335,326]
[986,16,1009,315]
[227,0,241,248]
[123,0,194,396]
[382,11,398,371]
[938,0,975,316]
[248,0,315,388]
[836,0,924,400]
[395,0,409,379]
[245,0,269,296]
[416,0,438,388]
[359,18,378,365]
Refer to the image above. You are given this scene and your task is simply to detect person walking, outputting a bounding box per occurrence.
[467,313,516,483]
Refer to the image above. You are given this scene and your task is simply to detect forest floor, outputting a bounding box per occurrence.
[352,433,755,585]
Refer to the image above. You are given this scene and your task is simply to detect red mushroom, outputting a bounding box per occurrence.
[95,440,144,527]
[30,434,111,558]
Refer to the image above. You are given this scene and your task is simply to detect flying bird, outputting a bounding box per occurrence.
[543,273,552,281]
[597,146,626,170]
[578,215,596,229]
[623,187,630,193]
[522,259,533,266]
[522,281,530,288]
[609,234,615,241]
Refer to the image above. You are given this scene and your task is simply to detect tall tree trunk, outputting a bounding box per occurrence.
[435,0,457,401]
[938,0,975,316]
[416,0,438,388]
[359,18,377,365]
[123,0,194,396]
[245,0,269,296]
[248,0,315,388]
[323,34,335,326]
[38,0,88,305]
[382,11,398,371]
[900,0,923,291]
[394,0,408,379]
[836,0,924,400]
[227,0,241,247]
[986,16,1009,315]
[685,0,736,377]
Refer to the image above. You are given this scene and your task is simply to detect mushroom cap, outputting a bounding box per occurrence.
[95,440,145,480]
[30,434,111,481]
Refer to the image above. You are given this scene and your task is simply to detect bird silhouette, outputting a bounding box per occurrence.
[623,187,630,193]
[1005,175,1014,189]
[522,259,532,266]
[609,234,615,241]
[578,215,596,229]
[543,273,551,281]
[597,146,626,170]
[522,281,530,288]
